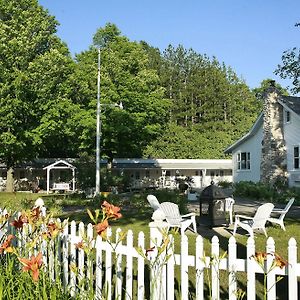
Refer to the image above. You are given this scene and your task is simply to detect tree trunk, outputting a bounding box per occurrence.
[6,167,14,192]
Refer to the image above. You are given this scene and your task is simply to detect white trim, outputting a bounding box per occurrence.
[43,159,76,170]
[236,151,251,171]
[224,113,263,153]
[43,160,76,194]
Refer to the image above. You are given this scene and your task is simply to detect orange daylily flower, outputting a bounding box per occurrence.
[145,246,155,256]
[19,252,43,282]
[273,253,288,269]
[251,251,288,270]
[11,214,28,229]
[0,235,15,254]
[95,219,109,236]
[75,240,84,249]
[30,207,41,221]
[101,201,122,219]
[46,222,61,238]
[251,251,268,265]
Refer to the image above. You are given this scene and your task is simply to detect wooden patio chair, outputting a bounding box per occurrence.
[159,202,197,234]
[267,198,294,231]
[233,203,274,238]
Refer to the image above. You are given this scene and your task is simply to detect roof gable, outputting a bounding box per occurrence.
[43,159,76,170]
[224,113,263,154]
[279,95,300,115]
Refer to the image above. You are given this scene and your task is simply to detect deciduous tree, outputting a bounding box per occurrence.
[0,0,83,190]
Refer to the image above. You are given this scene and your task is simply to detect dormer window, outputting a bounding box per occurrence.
[285,110,291,123]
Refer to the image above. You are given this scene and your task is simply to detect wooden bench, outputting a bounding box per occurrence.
[52,183,70,191]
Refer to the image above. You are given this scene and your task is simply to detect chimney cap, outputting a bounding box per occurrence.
[269,80,276,88]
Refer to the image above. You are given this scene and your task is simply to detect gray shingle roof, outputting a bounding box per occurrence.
[225,94,300,154]
[280,95,300,115]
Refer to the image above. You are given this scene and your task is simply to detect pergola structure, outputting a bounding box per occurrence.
[43,160,76,194]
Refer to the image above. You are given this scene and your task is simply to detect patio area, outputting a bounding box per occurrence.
[187,196,300,238]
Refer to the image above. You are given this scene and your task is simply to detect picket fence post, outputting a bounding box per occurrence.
[211,235,220,300]
[95,235,103,300]
[228,236,237,300]
[195,235,205,300]
[137,231,145,300]
[246,237,256,300]
[126,230,134,300]
[166,234,175,300]
[69,220,77,296]
[288,238,298,300]
[266,237,276,299]
[105,227,113,300]
[149,209,169,300]
[61,219,69,289]
[181,234,189,299]
[56,219,62,280]
[78,222,85,288]
[115,228,123,298]
[86,223,94,283]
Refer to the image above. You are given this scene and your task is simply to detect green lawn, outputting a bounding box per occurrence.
[0,191,299,257]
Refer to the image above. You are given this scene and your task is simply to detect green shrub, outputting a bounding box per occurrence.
[217,181,232,189]
[233,181,300,204]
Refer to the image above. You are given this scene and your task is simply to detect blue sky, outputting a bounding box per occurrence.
[38,0,299,91]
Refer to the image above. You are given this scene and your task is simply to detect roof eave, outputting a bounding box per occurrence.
[224,113,263,154]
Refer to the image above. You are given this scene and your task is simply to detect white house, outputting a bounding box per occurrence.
[109,158,233,190]
[0,158,232,192]
[225,84,300,187]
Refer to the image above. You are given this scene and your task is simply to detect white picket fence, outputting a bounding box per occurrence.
[2,217,300,300]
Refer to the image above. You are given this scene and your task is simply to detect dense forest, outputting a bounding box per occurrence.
[0,0,294,174]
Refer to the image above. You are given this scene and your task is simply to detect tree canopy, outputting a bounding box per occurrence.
[275,24,300,94]
[0,1,271,180]
[144,45,261,158]
[74,24,170,159]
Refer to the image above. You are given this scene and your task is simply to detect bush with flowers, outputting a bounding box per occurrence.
[0,198,124,299]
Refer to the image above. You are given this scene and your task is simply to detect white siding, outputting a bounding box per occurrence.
[284,111,300,187]
[231,125,263,183]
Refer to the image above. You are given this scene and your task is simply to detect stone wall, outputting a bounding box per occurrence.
[260,85,287,185]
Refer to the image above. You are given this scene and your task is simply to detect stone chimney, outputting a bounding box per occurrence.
[260,81,287,185]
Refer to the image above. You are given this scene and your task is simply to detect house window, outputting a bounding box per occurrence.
[237,152,251,170]
[294,146,300,169]
[145,170,150,178]
[135,171,140,180]
[285,110,291,123]
[20,170,25,179]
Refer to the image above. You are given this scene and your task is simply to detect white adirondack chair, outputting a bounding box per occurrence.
[267,198,294,231]
[147,195,197,234]
[233,203,274,238]
[147,194,161,211]
[160,202,197,234]
[225,197,235,225]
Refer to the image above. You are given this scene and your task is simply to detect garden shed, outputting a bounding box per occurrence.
[43,160,76,194]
